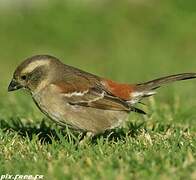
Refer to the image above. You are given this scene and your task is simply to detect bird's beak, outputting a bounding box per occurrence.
[8,79,23,92]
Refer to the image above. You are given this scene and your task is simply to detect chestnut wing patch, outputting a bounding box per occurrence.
[101,79,135,100]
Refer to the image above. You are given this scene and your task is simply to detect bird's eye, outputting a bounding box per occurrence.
[21,75,27,80]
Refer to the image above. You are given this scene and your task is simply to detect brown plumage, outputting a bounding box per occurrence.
[8,55,196,135]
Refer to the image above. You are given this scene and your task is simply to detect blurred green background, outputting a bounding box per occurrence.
[1,0,196,116]
[0,0,195,118]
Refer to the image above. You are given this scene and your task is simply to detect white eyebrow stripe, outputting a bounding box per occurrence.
[21,60,50,74]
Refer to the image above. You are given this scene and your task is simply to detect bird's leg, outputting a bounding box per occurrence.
[79,132,95,145]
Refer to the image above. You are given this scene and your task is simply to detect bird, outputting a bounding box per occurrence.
[8,55,196,137]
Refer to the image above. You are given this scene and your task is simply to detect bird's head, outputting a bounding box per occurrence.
[8,55,62,94]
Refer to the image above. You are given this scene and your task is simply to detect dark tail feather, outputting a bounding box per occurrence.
[135,73,196,92]
[131,106,146,115]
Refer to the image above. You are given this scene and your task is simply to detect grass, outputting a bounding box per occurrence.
[0,1,196,180]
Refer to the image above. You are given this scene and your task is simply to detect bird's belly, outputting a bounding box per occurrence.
[61,104,129,133]
[33,93,129,134]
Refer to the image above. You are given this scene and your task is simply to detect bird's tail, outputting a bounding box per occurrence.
[136,73,196,91]
[129,73,196,103]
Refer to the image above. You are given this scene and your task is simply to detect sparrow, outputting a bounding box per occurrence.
[8,55,196,136]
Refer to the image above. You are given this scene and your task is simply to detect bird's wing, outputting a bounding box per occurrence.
[51,79,131,112]
[51,69,146,114]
